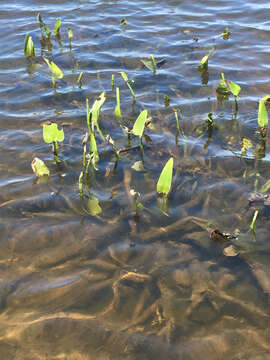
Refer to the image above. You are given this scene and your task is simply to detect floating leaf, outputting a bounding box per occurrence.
[132,109,148,138]
[87,196,102,216]
[157,157,174,196]
[43,123,64,144]
[24,34,35,58]
[31,157,50,177]
[54,18,61,35]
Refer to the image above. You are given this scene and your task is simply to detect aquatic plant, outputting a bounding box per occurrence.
[68,27,73,50]
[43,122,64,158]
[24,34,35,58]
[120,18,127,25]
[120,72,136,102]
[77,72,84,88]
[141,55,157,74]
[221,27,230,40]
[132,109,148,139]
[111,74,115,89]
[216,73,241,108]
[258,95,270,128]
[54,18,61,36]
[114,87,122,120]
[157,157,174,196]
[250,210,259,231]
[87,92,106,139]
[44,58,63,89]
[164,94,170,107]
[31,157,50,177]
[37,13,51,39]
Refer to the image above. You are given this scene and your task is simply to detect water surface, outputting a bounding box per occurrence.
[1,0,270,359]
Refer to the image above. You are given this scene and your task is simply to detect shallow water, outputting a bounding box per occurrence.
[1,0,270,359]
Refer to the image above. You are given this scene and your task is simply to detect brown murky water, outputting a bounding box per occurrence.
[1,0,270,358]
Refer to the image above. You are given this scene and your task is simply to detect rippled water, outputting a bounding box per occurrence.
[2,0,270,359]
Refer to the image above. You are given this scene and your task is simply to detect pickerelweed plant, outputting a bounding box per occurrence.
[141,55,157,74]
[43,122,65,161]
[156,157,174,215]
[120,72,136,102]
[44,58,63,90]
[24,34,35,58]
[114,87,122,121]
[216,72,241,112]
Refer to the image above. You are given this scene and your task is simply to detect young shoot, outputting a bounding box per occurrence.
[221,27,231,40]
[54,18,61,36]
[44,58,63,89]
[250,210,259,231]
[157,157,174,196]
[77,72,84,88]
[141,55,157,74]
[114,87,122,120]
[24,34,35,58]
[120,18,127,25]
[111,74,115,89]
[120,72,136,102]
[132,109,148,139]
[86,92,106,139]
[258,95,270,128]
[43,122,64,158]
[68,27,73,50]
[37,13,51,39]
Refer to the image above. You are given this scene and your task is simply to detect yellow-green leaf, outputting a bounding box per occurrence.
[132,109,148,138]
[43,123,64,143]
[24,34,35,57]
[87,196,102,216]
[258,99,268,128]
[157,157,174,196]
[31,157,50,177]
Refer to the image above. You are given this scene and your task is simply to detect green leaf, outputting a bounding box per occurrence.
[120,18,127,25]
[114,87,122,119]
[228,80,241,97]
[44,58,63,79]
[87,196,102,216]
[68,27,73,39]
[54,18,61,35]
[222,27,230,40]
[77,71,83,88]
[157,157,174,196]
[120,71,128,82]
[24,35,35,57]
[31,157,50,177]
[141,55,157,74]
[258,98,268,128]
[132,109,148,138]
[90,92,106,125]
[120,72,136,101]
[43,123,64,144]
[216,72,229,95]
